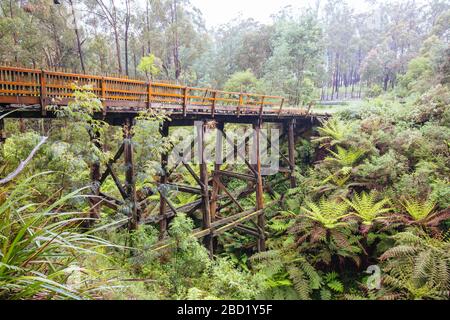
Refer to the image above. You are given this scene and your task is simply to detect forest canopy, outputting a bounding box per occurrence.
[1,0,448,104]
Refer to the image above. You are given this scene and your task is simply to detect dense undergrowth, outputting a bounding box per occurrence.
[0,32,449,300]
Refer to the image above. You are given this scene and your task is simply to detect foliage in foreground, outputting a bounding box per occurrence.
[0,174,114,299]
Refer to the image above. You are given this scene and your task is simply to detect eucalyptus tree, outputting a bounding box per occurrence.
[263,9,323,106]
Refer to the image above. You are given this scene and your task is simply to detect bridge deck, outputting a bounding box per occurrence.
[0,66,313,124]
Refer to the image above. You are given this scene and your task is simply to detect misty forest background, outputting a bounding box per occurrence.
[0,0,450,300]
[2,0,448,104]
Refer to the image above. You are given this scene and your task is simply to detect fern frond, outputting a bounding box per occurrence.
[328,279,344,293]
[401,198,436,221]
[380,245,418,261]
[382,228,450,299]
[343,191,392,225]
[313,118,350,146]
[301,197,350,229]
[286,266,311,300]
[325,146,365,167]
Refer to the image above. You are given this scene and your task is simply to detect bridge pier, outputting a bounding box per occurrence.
[253,121,266,251]
[198,121,213,257]
[210,122,224,253]
[287,119,297,188]
[86,119,140,231]
[123,118,138,230]
[88,129,102,226]
[159,122,170,239]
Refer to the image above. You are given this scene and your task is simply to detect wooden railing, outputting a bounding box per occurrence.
[0,66,303,116]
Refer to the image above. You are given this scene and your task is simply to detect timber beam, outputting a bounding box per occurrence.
[159,122,170,239]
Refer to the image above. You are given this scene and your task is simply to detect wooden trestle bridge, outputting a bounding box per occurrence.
[0,66,323,255]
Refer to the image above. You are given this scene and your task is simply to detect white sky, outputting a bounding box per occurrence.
[190,0,371,28]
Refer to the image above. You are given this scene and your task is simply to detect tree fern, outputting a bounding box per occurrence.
[314,118,351,147]
[343,191,392,225]
[301,197,350,229]
[401,198,436,221]
[325,146,366,167]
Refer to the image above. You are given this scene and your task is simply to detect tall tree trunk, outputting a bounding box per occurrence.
[124,0,131,76]
[69,0,85,73]
[9,0,18,63]
[95,0,122,74]
[133,52,137,77]
[334,54,340,100]
[113,27,122,74]
[171,0,181,80]
[146,0,152,54]
[383,73,389,91]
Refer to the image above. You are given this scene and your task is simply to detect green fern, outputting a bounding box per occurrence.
[325,146,366,167]
[344,191,392,225]
[401,198,436,221]
[381,228,450,299]
[324,272,344,293]
[321,169,351,187]
[301,197,350,229]
[268,215,294,233]
[314,118,351,146]
[251,245,322,300]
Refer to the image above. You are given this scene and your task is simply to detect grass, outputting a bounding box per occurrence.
[0,172,116,300]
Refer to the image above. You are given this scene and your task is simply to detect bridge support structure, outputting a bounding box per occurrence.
[85,118,143,230]
[81,117,302,256]
[0,114,304,255]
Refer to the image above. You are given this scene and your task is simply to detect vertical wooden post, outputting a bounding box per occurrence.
[211,91,217,118]
[89,130,101,226]
[253,121,266,251]
[40,70,47,116]
[210,122,224,220]
[124,118,138,230]
[288,119,297,188]
[183,87,189,117]
[147,82,153,109]
[159,122,169,239]
[237,93,243,117]
[259,96,265,119]
[101,77,107,116]
[198,121,213,257]
[278,98,285,116]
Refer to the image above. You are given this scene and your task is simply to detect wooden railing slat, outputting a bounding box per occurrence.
[0,66,291,116]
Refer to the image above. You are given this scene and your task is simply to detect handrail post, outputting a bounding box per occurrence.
[278,98,285,117]
[183,87,189,117]
[259,96,265,119]
[101,77,107,116]
[211,91,217,118]
[147,82,152,109]
[237,93,243,117]
[40,69,47,116]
